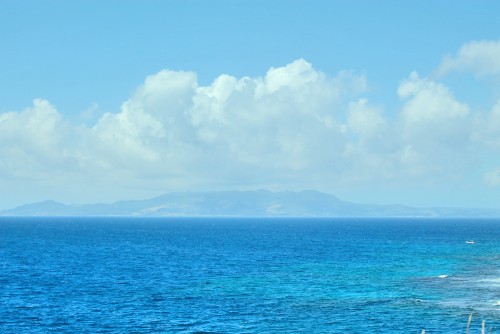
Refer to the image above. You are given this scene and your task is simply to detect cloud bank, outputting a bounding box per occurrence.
[2,41,500,207]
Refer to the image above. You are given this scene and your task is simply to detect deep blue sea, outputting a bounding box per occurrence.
[0,217,498,333]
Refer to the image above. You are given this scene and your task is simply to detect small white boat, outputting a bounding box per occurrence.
[465,240,475,244]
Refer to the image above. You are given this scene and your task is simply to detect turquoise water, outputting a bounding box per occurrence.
[0,217,498,333]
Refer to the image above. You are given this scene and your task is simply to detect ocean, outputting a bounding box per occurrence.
[0,217,498,333]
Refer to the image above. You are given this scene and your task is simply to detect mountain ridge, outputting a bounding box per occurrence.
[1,190,499,217]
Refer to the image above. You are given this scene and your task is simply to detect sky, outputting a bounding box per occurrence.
[1,1,500,210]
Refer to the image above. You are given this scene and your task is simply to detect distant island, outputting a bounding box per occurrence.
[2,190,500,217]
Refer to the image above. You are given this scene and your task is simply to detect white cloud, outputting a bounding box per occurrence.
[484,168,500,186]
[397,72,473,178]
[473,99,500,149]
[257,59,320,95]
[433,40,500,190]
[3,54,500,208]
[399,72,470,144]
[82,70,199,173]
[187,59,367,186]
[72,59,369,191]
[347,99,388,145]
[437,40,500,77]
[340,99,398,182]
[0,99,73,178]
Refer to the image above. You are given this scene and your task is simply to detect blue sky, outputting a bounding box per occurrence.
[1,1,500,210]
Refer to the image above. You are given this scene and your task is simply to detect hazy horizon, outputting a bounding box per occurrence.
[4,189,500,219]
[2,2,500,211]
[3,188,500,211]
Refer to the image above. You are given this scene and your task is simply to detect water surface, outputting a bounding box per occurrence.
[0,217,498,333]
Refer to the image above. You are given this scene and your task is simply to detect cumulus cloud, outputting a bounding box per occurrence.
[48,59,370,191]
[437,40,500,77]
[0,99,74,178]
[397,72,474,179]
[186,59,360,182]
[340,99,398,182]
[398,72,470,145]
[3,52,500,208]
[433,39,500,189]
[347,99,388,146]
